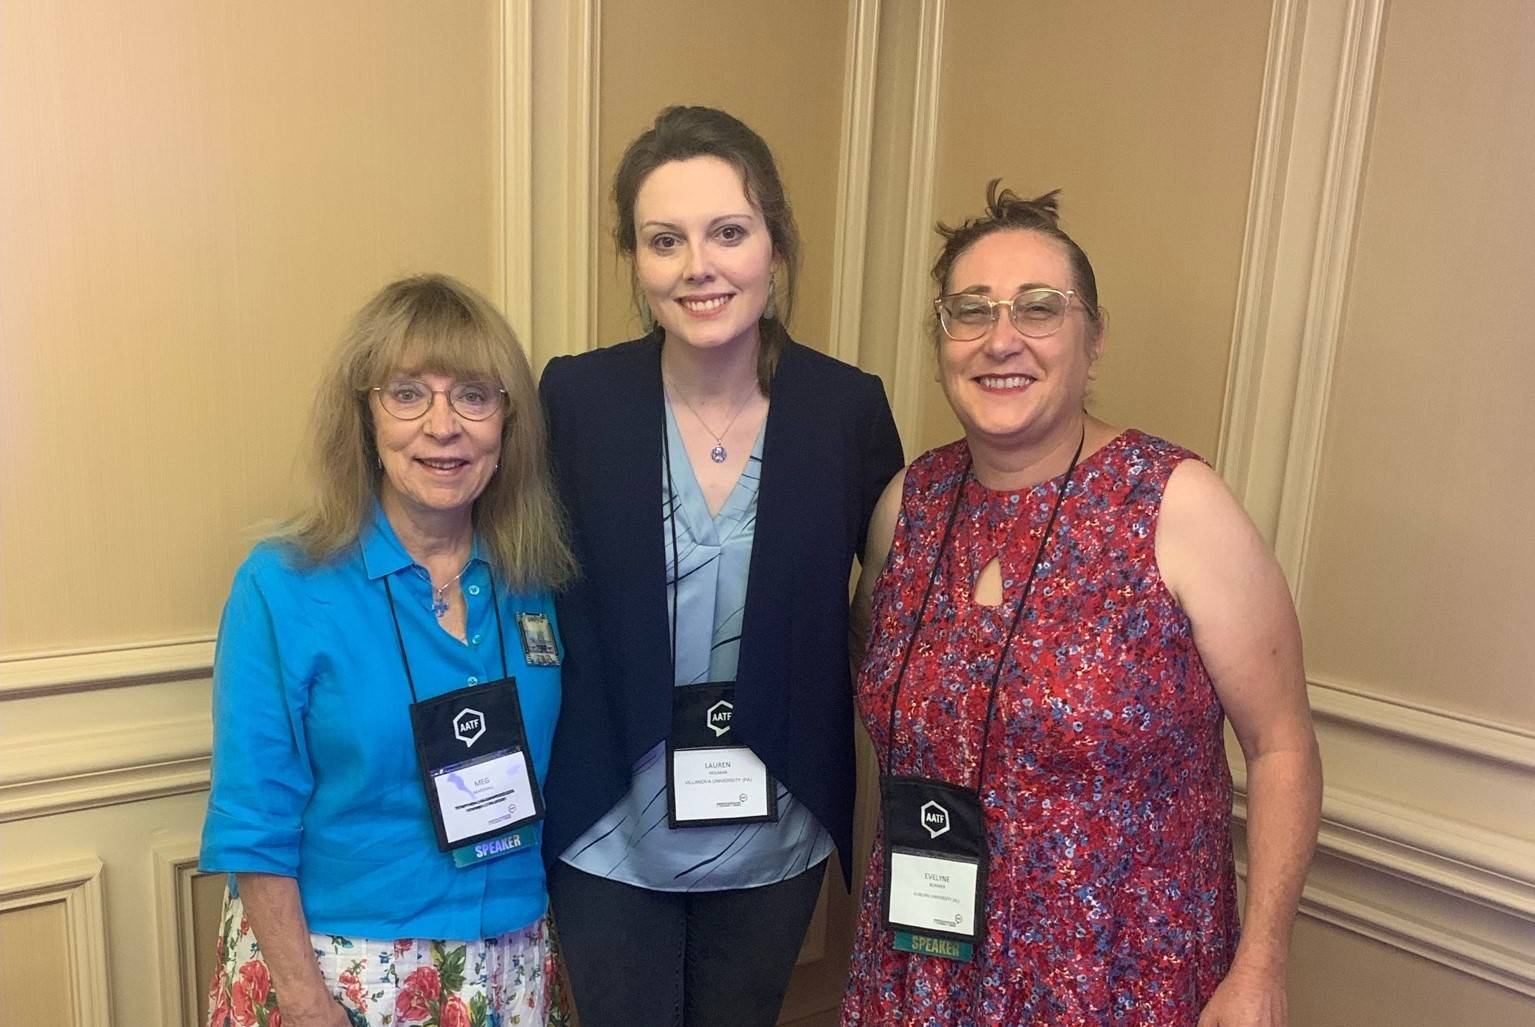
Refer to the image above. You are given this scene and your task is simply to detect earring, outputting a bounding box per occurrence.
[639,297,655,334]
[763,277,778,321]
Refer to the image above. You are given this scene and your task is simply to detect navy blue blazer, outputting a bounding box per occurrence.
[538,334,903,887]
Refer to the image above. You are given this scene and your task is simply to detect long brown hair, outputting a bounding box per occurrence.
[612,105,802,393]
[274,274,575,590]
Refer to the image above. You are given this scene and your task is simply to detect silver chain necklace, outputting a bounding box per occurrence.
[413,561,470,618]
[667,379,758,463]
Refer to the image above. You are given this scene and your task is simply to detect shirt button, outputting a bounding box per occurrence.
[471,634,482,645]
[467,584,482,596]
[468,676,479,685]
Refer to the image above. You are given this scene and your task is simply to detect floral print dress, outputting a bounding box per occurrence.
[842,431,1239,1027]
[207,892,555,1027]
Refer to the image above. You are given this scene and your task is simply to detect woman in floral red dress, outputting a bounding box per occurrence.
[842,183,1322,1026]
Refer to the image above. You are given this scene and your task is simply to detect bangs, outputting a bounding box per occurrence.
[353,293,509,388]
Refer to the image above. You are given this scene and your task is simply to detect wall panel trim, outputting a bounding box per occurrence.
[1271,0,1387,596]
[527,0,600,365]
[1235,782,1535,996]
[829,0,881,366]
[888,0,945,448]
[1310,677,1535,773]
[1297,876,1535,999]
[0,637,213,700]
[1215,0,1305,531]
[153,839,207,1027]
[499,0,534,338]
[0,856,112,1023]
[0,714,210,821]
[1216,0,1388,564]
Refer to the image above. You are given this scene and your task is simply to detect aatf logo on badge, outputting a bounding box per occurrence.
[920,800,950,839]
[706,700,733,737]
[454,708,486,747]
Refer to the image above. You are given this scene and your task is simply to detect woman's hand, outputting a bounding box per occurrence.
[1198,961,1288,1026]
[275,996,353,1027]
[234,873,351,1027]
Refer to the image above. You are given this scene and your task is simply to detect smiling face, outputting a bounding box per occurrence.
[371,370,505,529]
[632,155,776,356]
[937,228,1104,454]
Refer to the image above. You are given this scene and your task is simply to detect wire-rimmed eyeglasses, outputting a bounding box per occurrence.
[934,287,1089,342]
[370,379,507,421]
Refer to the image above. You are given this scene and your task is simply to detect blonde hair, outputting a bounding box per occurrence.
[274,273,575,591]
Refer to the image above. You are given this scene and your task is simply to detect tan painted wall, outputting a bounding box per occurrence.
[1299,0,1535,728]
[1219,0,1535,1020]
[1,0,503,653]
[0,2,503,1024]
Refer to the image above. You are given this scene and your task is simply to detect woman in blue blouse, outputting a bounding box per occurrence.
[539,107,904,1026]
[200,274,575,1027]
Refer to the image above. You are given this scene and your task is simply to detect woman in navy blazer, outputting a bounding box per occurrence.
[539,106,903,1026]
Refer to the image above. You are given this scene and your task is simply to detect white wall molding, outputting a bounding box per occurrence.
[1235,781,1535,996]
[1216,0,1387,569]
[0,856,112,1024]
[1271,0,1387,596]
[528,0,600,365]
[498,0,534,340]
[1298,875,1535,999]
[888,0,945,448]
[0,637,214,700]
[829,0,881,366]
[1214,0,1306,536]
[152,838,208,1027]
[0,714,210,822]
[1309,677,1535,773]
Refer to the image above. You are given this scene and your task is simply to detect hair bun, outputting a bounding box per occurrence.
[985,179,1062,228]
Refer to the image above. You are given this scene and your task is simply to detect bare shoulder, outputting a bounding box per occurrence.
[850,467,908,662]
[1155,458,1269,604]
[866,468,907,568]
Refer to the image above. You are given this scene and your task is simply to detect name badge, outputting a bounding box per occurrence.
[409,678,545,861]
[666,681,779,828]
[515,612,561,667]
[880,774,987,960]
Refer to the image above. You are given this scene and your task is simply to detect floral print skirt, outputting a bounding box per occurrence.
[207,890,553,1027]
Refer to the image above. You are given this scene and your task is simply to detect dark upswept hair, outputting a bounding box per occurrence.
[272,273,575,591]
[931,180,1103,337]
[612,105,801,393]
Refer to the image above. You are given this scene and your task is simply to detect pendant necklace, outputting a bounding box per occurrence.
[668,379,758,463]
[414,562,470,618]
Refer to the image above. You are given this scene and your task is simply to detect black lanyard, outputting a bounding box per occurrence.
[881,430,1086,789]
[662,409,685,687]
[383,570,510,701]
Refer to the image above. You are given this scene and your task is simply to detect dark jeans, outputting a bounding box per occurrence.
[548,858,828,1027]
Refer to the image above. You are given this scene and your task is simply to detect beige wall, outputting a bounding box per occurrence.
[4,1,1534,1025]
[1217,0,1535,1020]
[1298,0,1535,727]
[0,1,505,1024]
[1,0,503,653]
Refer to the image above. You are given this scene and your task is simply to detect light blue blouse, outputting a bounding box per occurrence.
[199,504,560,939]
[562,402,834,891]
